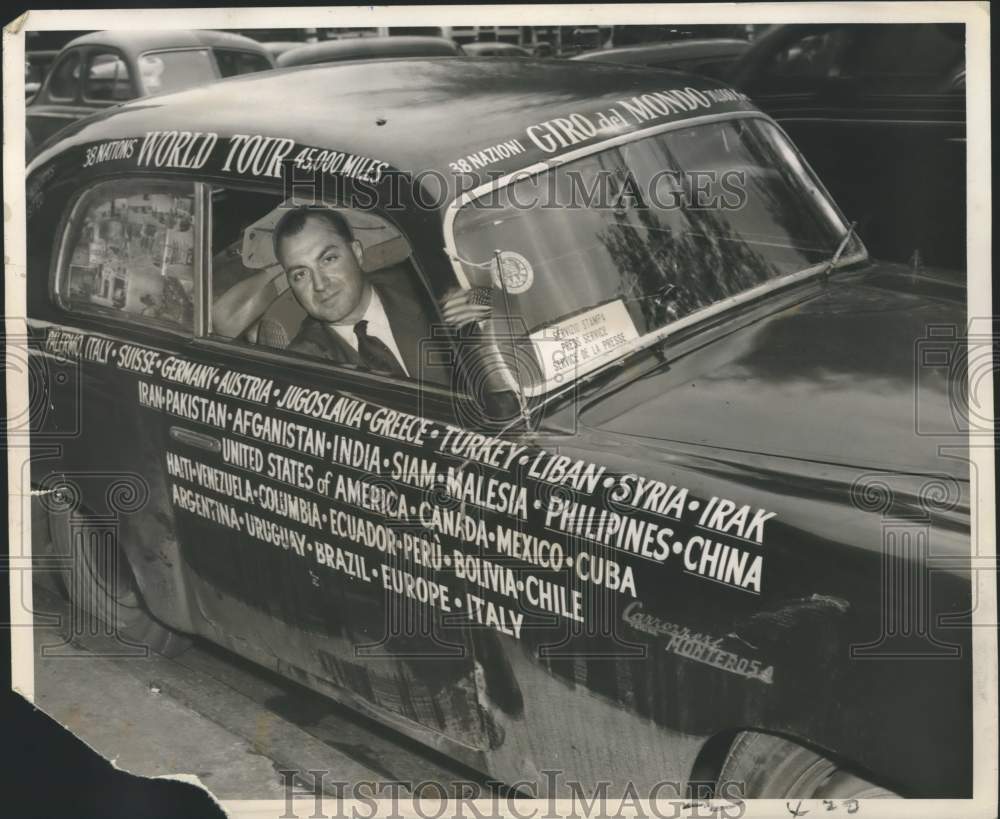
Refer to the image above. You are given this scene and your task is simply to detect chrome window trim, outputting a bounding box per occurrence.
[194,182,212,338]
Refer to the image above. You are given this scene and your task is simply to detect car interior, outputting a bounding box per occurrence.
[210,193,418,349]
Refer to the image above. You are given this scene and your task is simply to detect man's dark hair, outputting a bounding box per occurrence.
[272,207,354,260]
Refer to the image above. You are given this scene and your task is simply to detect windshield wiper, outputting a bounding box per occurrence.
[621,283,678,305]
[821,221,858,280]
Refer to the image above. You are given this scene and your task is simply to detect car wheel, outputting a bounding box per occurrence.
[47,503,191,658]
[718,731,900,799]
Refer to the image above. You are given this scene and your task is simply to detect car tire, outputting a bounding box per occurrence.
[718,731,900,799]
[47,503,192,659]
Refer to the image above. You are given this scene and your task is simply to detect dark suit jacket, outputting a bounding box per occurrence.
[288,264,450,385]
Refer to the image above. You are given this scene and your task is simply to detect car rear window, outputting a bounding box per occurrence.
[213,49,272,78]
[138,49,218,95]
[59,179,197,331]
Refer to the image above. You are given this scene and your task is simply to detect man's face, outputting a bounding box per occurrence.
[277,216,366,324]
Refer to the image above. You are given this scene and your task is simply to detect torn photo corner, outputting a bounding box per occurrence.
[4,4,996,819]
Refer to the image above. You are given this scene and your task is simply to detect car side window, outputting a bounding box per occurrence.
[58,179,197,331]
[756,28,853,93]
[208,191,450,386]
[214,49,272,77]
[47,51,81,101]
[84,52,134,102]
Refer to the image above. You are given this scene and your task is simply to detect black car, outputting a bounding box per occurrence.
[26,58,970,800]
[26,30,274,158]
[572,39,750,80]
[461,42,533,58]
[731,23,966,268]
[275,36,462,68]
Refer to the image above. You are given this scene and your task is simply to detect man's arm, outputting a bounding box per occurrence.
[212,265,286,338]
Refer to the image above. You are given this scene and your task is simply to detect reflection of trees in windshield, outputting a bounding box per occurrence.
[586,119,841,334]
[453,117,849,389]
[598,187,775,332]
[733,119,836,253]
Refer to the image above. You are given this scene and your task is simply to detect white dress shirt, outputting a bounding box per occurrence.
[329,289,409,376]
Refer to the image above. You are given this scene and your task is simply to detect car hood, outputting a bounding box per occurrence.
[580,264,968,479]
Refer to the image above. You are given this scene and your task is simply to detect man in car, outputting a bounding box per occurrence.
[212,206,491,381]
[273,207,489,379]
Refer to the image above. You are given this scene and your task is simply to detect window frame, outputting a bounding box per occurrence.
[80,46,138,107]
[81,48,137,105]
[45,49,83,103]
[195,182,469,402]
[52,175,205,339]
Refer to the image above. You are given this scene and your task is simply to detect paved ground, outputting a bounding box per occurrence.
[30,585,481,802]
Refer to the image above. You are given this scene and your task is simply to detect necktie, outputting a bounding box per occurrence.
[353,320,407,377]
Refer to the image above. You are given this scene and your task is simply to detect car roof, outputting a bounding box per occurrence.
[61,29,271,58]
[461,42,532,55]
[276,36,461,67]
[261,41,306,57]
[32,58,760,204]
[572,39,749,63]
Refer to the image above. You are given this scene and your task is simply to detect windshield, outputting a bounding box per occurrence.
[138,49,218,95]
[450,116,864,395]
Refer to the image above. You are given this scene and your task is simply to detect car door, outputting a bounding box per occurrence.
[35,175,204,636]
[156,186,494,753]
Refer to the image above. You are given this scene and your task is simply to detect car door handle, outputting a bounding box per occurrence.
[169,426,222,454]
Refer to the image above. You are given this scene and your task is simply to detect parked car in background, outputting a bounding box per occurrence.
[611,24,751,45]
[572,38,750,80]
[26,30,274,158]
[260,41,307,62]
[461,42,533,57]
[26,58,970,801]
[25,49,59,99]
[275,36,462,67]
[731,23,966,268]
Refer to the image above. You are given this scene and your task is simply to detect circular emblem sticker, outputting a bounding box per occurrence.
[491,251,534,295]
